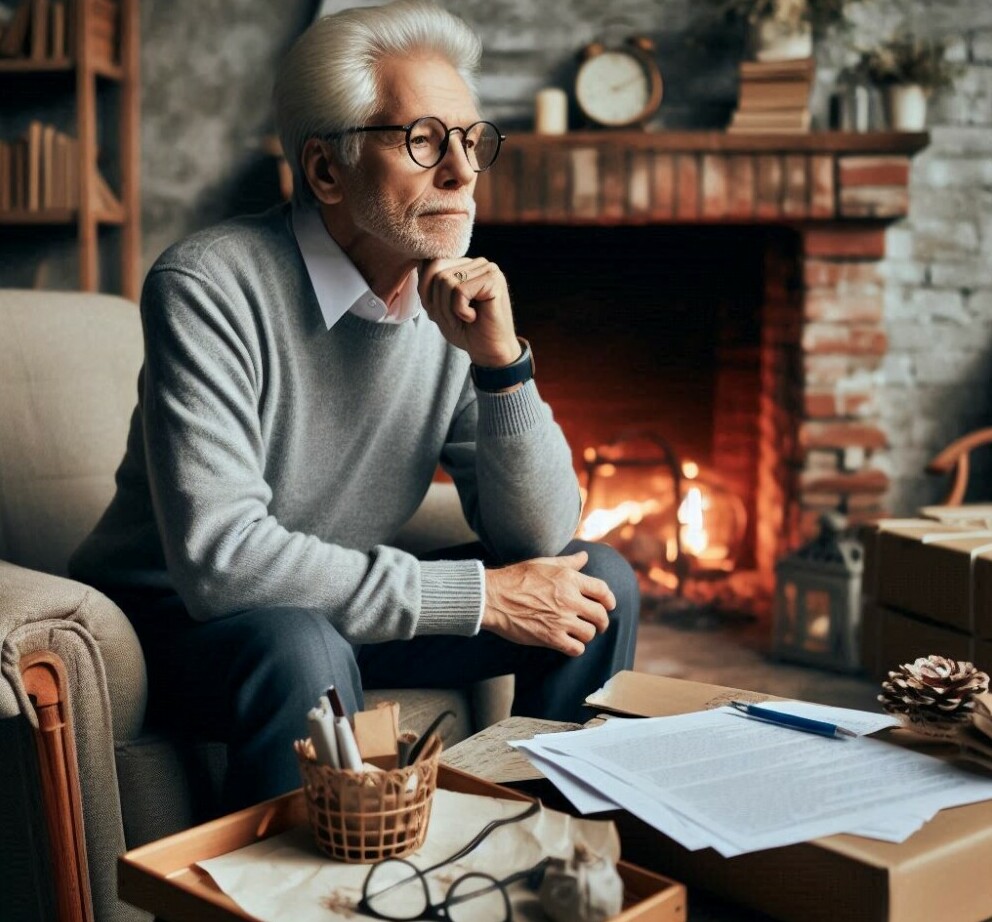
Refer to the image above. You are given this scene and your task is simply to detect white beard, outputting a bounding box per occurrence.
[349,176,476,260]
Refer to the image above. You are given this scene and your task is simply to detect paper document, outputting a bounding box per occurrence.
[513,708,992,857]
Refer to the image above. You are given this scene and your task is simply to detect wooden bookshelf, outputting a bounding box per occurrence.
[0,0,139,299]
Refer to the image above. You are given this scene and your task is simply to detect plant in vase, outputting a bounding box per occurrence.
[856,35,961,131]
[710,0,850,61]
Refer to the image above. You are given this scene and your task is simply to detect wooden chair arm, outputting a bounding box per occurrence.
[926,427,992,506]
[21,651,95,922]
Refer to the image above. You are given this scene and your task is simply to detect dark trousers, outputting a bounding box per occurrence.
[119,539,638,812]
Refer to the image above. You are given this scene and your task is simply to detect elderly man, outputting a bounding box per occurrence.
[70,0,637,811]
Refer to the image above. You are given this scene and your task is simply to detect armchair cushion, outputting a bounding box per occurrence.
[0,291,143,576]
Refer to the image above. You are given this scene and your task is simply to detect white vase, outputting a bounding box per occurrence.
[752,17,813,62]
[886,84,928,131]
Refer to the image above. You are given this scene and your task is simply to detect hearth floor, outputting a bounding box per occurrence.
[628,617,882,922]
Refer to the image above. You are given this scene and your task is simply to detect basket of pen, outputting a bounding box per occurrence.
[294,696,445,863]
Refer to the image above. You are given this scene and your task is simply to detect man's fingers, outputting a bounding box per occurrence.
[557,635,585,657]
[576,598,610,634]
[568,614,599,645]
[578,572,616,610]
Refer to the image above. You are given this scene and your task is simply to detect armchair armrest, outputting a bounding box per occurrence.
[0,561,148,922]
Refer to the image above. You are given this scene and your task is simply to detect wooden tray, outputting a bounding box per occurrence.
[119,764,687,922]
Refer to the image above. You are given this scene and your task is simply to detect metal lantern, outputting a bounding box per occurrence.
[773,512,864,672]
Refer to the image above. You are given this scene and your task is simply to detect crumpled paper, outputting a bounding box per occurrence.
[198,788,620,922]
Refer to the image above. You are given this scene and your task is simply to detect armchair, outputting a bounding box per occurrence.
[0,289,510,922]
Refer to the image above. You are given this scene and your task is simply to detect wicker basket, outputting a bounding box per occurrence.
[295,735,441,863]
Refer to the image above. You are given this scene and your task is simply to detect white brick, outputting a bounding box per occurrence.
[968,290,992,317]
[930,126,992,154]
[887,321,935,351]
[910,288,969,324]
[919,157,992,189]
[930,258,992,287]
[910,218,981,258]
[881,259,927,284]
[973,31,992,63]
[885,226,914,259]
[882,354,915,386]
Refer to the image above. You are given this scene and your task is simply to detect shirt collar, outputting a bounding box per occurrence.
[292,205,422,330]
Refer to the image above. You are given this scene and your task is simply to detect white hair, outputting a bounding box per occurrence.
[273,1,483,207]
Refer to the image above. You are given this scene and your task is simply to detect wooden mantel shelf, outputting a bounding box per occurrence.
[475,131,930,225]
[503,130,929,155]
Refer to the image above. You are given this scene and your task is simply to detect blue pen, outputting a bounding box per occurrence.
[729,701,856,739]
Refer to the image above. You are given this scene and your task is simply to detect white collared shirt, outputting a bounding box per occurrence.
[291,204,486,632]
[292,205,423,329]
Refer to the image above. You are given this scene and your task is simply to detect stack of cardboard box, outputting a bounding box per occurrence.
[861,512,992,679]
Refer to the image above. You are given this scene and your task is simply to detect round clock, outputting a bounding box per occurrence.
[574,37,663,129]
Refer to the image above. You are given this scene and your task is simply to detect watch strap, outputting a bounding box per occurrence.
[470,338,535,392]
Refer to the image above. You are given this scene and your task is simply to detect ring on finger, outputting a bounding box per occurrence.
[453,270,469,283]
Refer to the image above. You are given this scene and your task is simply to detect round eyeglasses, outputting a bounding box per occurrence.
[359,855,551,922]
[346,116,505,172]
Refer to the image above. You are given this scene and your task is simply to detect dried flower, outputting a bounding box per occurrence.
[856,36,963,90]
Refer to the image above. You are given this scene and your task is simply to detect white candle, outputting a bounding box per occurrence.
[534,87,568,135]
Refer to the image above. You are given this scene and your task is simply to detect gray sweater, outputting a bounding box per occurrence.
[70,204,580,642]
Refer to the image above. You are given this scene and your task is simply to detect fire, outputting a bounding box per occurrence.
[580,456,735,573]
[678,486,708,557]
[578,498,662,541]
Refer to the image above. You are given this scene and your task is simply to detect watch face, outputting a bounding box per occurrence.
[575,50,655,127]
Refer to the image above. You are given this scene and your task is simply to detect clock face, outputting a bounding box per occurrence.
[575,50,657,127]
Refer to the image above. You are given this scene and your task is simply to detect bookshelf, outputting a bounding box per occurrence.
[0,0,139,299]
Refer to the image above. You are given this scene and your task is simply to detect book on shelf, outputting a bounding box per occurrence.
[738,79,812,111]
[0,122,89,212]
[0,0,117,63]
[0,0,31,56]
[739,56,815,81]
[727,110,812,134]
[29,0,49,60]
[49,0,65,59]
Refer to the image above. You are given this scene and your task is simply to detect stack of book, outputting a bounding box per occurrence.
[727,57,814,134]
[0,119,117,213]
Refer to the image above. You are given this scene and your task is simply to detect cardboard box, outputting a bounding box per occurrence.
[865,519,992,639]
[584,671,992,922]
[119,763,687,922]
[861,602,985,681]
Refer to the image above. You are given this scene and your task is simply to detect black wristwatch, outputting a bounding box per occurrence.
[470,338,535,392]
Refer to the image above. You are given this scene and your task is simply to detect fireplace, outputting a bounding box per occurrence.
[471,130,928,616]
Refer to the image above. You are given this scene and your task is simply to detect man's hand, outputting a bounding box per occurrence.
[482,551,617,657]
[418,256,520,368]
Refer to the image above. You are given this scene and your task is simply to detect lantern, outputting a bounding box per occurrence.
[773,512,864,672]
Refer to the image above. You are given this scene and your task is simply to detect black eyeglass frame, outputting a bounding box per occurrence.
[342,116,506,172]
[355,801,541,922]
[357,856,552,922]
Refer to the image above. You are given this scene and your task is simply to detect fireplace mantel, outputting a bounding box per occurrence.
[475,131,929,225]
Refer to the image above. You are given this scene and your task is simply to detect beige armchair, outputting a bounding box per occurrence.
[0,289,510,922]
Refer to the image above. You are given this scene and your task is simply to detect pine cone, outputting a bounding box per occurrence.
[879,655,990,736]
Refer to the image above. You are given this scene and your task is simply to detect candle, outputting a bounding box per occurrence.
[534,87,568,135]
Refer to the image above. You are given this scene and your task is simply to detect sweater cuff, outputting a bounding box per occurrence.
[476,378,543,438]
[417,559,484,636]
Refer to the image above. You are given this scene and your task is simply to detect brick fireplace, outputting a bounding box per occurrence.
[472,130,929,595]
